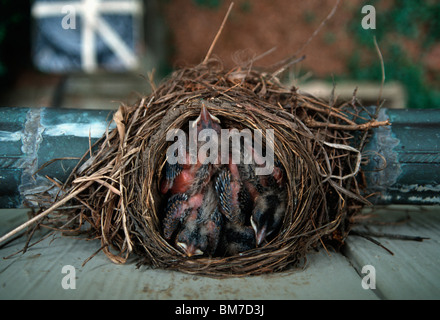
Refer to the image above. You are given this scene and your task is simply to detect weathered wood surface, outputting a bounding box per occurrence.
[1,205,439,300]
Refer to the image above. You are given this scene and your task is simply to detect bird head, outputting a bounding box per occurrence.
[250,192,282,246]
[176,223,206,257]
[176,240,205,257]
[250,208,271,246]
[221,222,256,256]
[192,103,221,134]
[175,204,206,257]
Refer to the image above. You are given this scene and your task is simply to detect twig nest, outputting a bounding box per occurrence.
[41,60,386,277]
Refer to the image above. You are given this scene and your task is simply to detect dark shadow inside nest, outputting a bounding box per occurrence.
[155,112,290,259]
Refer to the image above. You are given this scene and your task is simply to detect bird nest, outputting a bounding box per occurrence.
[24,57,389,277]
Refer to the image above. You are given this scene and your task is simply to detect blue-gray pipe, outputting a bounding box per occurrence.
[363,108,440,205]
[0,107,114,208]
[0,106,439,208]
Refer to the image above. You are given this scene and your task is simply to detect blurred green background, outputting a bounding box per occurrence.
[346,0,440,109]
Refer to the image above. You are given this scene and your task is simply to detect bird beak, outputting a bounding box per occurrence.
[251,217,267,246]
[255,225,267,246]
[185,244,204,257]
[193,104,220,128]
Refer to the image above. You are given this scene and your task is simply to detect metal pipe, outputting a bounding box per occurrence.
[0,106,439,208]
[363,108,440,205]
[0,107,114,208]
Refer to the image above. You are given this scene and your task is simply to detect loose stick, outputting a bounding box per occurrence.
[306,119,390,130]
[0,180,94,245]
[374,36,385,111]
[202,2,234,64]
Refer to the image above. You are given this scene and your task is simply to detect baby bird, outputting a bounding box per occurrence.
[161,160,184,194]
[175,182,223,257]
[161,103,221,196]
[214,165,246,225]
[218,221,256,256]
[215,166,256,256]
[161,104,222,240]
[162,192,204,240]
[175,207,203,256]
[162,159,212,196]
[259,158,286,189]
[250,188,287,246]
[239,151,287,246]
[193,102,222,136]
[162,101,289,255]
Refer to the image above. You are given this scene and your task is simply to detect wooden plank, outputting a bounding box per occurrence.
[0,209,377,300]
[297,81,406,109]
[343,205,440,299]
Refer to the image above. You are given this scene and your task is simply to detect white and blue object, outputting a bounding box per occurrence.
[31,0,143,73]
